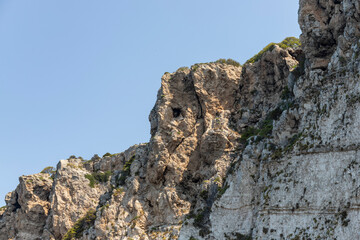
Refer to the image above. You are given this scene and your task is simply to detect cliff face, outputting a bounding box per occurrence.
[1,0,360,239]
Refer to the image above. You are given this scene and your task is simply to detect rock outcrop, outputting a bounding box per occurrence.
[299,0,359,70]
[0,174,52,239]
[1,0,360,239]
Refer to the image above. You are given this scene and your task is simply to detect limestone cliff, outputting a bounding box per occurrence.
[1,0,360,239]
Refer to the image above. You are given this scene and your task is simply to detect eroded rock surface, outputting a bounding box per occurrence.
[299,0,360,69]
[1,0,360,239]
[0,174,52,240]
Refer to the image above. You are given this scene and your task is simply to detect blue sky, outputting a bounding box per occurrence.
[0,0,301,204]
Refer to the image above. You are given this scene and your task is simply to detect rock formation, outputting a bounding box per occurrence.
[1,0,360,239]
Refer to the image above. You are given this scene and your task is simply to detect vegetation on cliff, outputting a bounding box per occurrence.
[62,209,96,240]
[245,37,301,64]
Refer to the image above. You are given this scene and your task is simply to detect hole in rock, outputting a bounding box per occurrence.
[172,108,181,118]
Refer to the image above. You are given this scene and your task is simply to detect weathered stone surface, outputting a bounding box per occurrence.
[1,1,360,239]
[43,158,108,240]
[299,0,360,70]
[0,174,52,240]
[203,1,360,239]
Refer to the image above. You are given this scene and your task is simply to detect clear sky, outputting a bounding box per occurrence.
[0,0,301,205]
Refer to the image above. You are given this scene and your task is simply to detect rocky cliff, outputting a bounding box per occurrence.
[1,0,360,239]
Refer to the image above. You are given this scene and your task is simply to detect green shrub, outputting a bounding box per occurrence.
[239,106,285,145]
[233,233,253,240]
[41,166,56,180]
[257,119,273,138]
[131,215,140,222]
[123,155,136,173]
[117,155,136,186]
[190,58,241,72]
[277,37,301,49]
[239,127,258,144]
[41,166,55,175]
[191,64,201,72]
[85,171,112,188]
[85,174,96,188]
[200,190,208,199]
[246,37,301,64]
[246,43,277,64]
[239,120,274,145]
[218,183,229,198]
[271,148,283,160]
[215,58,241,67]
[90,154,101,162]
[177,66,189,72]
[62,209,96,240]
[270,133,303,160]
[194,211,205,226]
[113,187,124,197]
[268,107,283,121]
[214,176,221,183]
[283,133,302,153]
[102,152,112,158]
[100,204,109,213]
[193,207,211,229]
[94,171,112,183]
[281,86,292,100]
